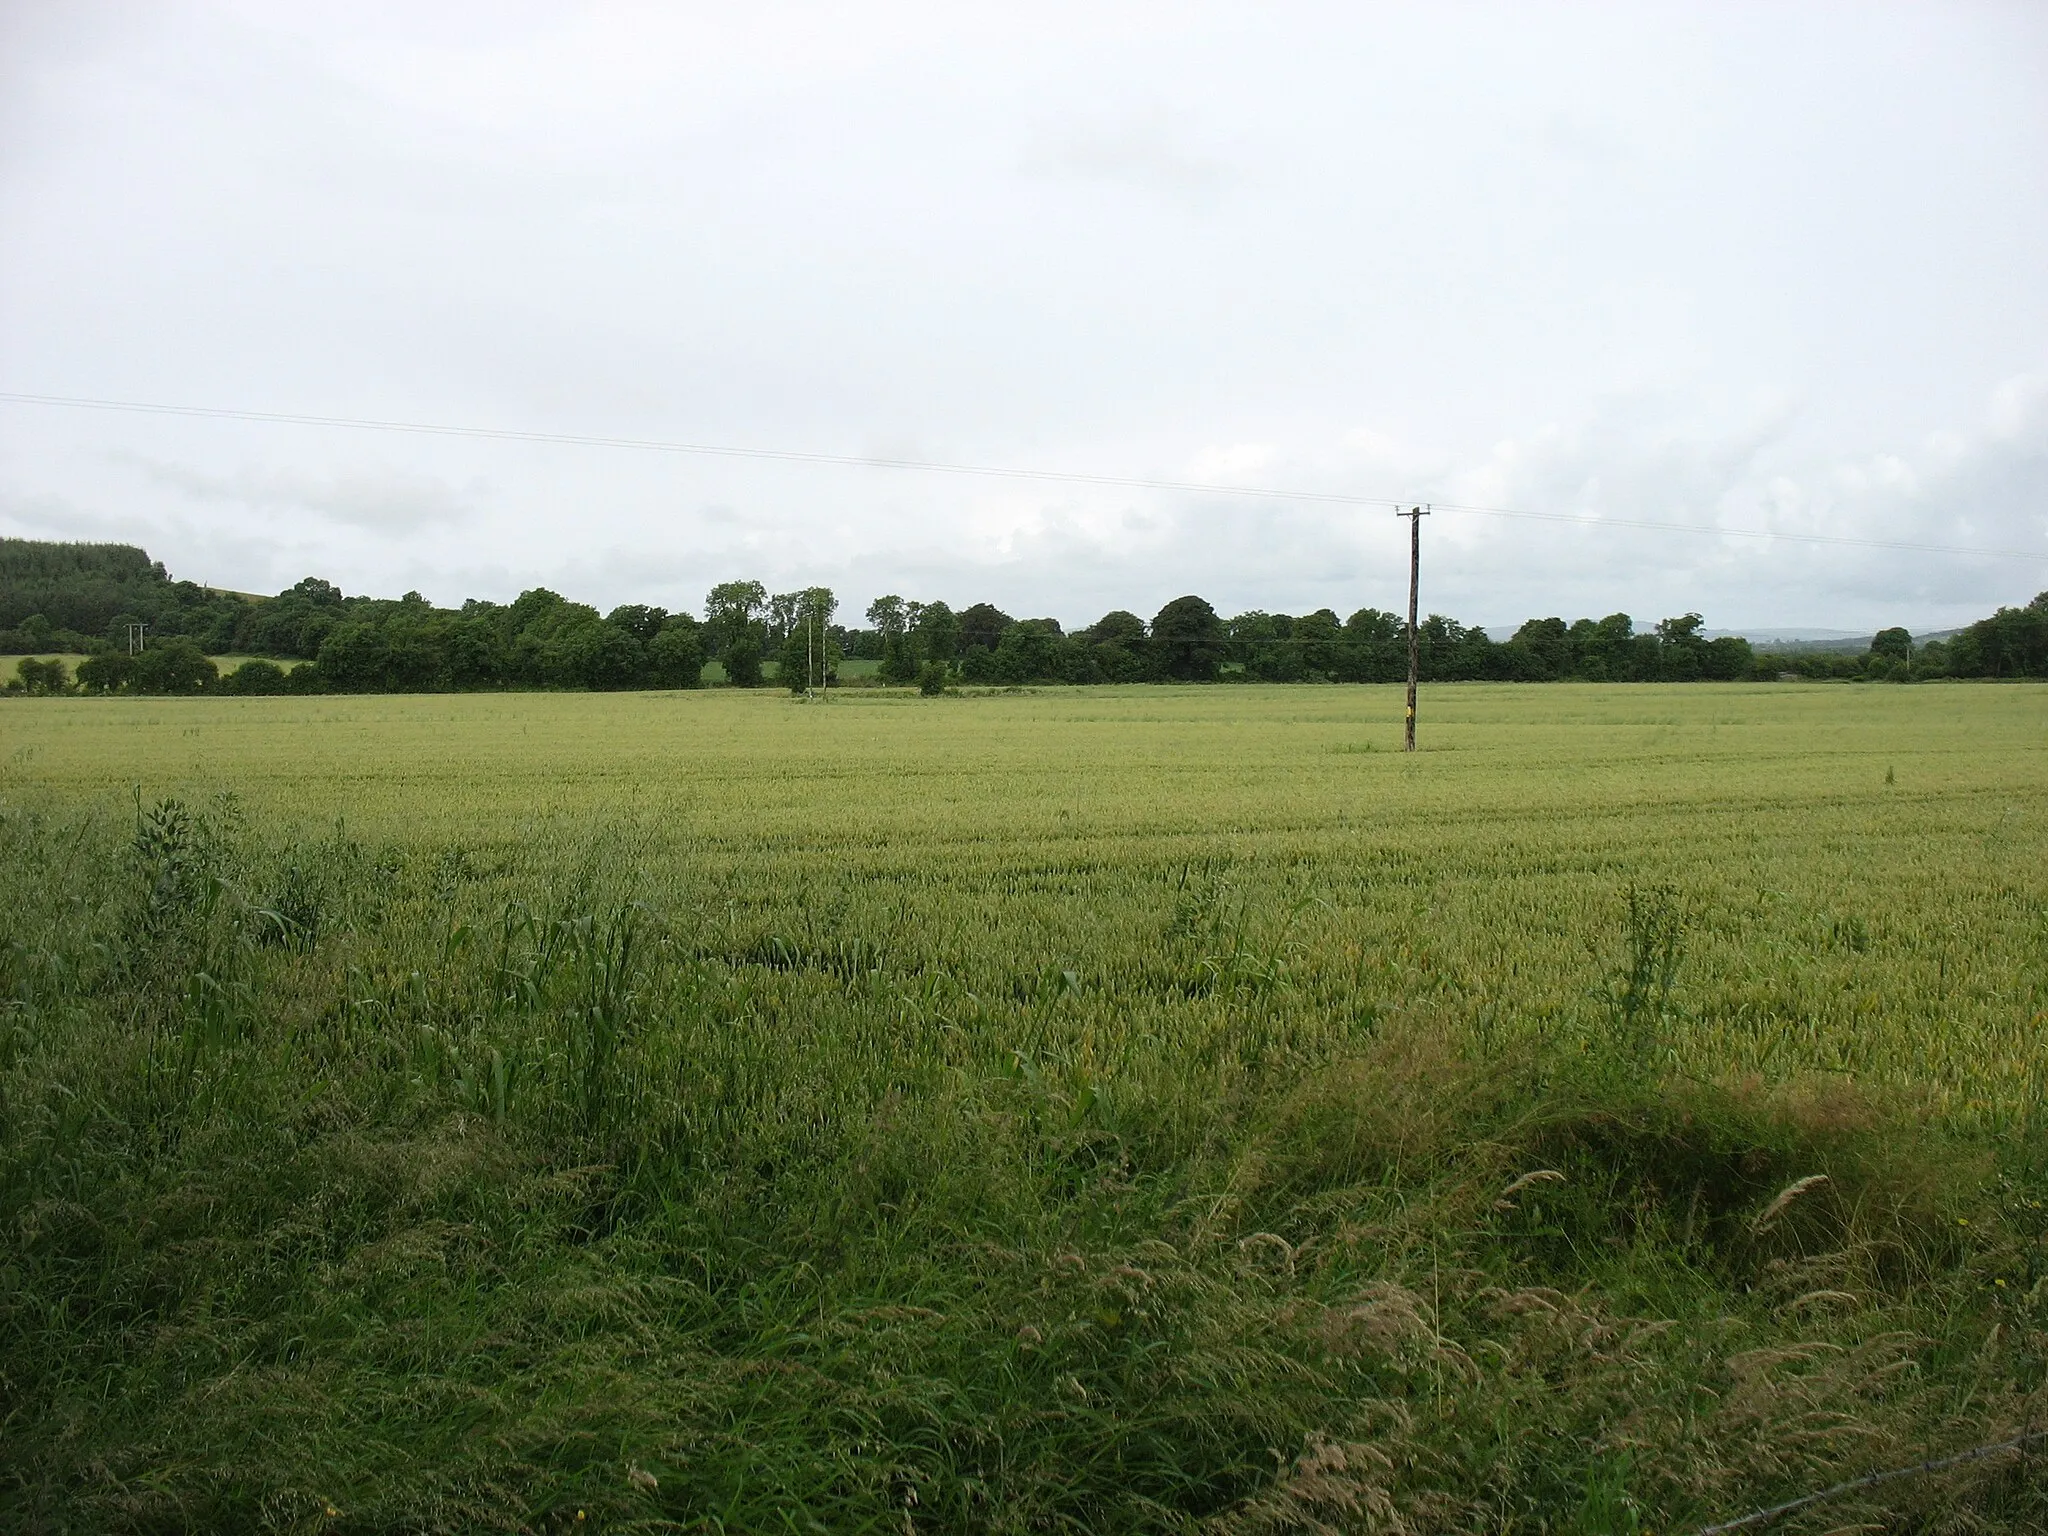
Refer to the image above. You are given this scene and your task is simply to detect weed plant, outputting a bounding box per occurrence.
[0,684,2044,1532]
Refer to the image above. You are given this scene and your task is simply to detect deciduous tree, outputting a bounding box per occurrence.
[1150,596,1224,681]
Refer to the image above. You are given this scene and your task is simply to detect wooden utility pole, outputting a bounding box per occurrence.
[1397,505,1429,751]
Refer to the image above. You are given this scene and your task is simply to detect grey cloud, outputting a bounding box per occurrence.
[1023,108,1236,205]
[1531,110,1636,171]
[0,484,303,588]
[110,455,476,532]
[0,487,153,543]
[1398,379,2048,629]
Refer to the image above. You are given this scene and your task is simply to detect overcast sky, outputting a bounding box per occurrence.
[2,1,2044,633]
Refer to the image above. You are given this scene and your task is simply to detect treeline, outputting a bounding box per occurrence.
[903,601,1766,686]
[3,538,2044,695]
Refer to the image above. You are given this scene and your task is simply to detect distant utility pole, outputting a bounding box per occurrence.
[1397,505,1429,751]
[127,622,148,656]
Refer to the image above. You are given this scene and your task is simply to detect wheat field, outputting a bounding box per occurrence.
[1,682,2044,1532]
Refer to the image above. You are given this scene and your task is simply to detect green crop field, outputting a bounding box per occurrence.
[2,683,2045,1532]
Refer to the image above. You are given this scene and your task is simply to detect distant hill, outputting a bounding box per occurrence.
[1729,628,1961,656]
[1474,624,1958,654]
[1712,627,1864,645]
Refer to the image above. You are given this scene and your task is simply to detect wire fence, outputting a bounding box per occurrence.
[1695,1428,2045,1534]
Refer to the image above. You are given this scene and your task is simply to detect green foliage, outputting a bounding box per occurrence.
[561,901,647,1134]
[860,596,969,684]
[911,598,960,664]
[237,575,344,657]
[1079,609,1149,680]
[878,634,918,684]
[704,578,767,652]
[130,637,219,694]
[720,625,765,687]
[14,656,69,695]
[216,658,288,695]
[777,588,840,692]
[646,616,706,688]
[74,649,133,693]
[1600,882,1688,1061]
[0,538,258,654]
[864,592,907,636]
[984,617,1064,683]
[1151,594,1225,680]
[604,603,668,644]
[1949,593,2048,678]
[956,600,1013,658]
[1703,632,1754,679]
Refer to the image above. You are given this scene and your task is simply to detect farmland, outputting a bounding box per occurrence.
[2,682,2046,1532]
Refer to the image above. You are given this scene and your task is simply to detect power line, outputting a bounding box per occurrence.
[1,388,2043,564]
[0,390,1405,507]
[1426,498,2046,563]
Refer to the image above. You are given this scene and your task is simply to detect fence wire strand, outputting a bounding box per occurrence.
[1694,1428,2044,1534]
